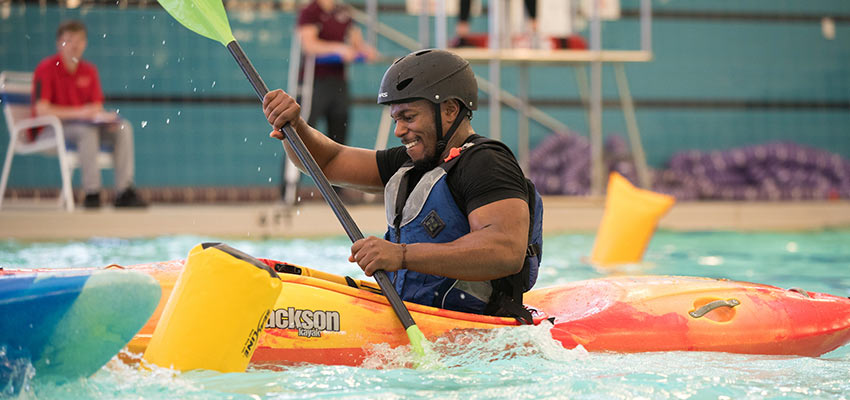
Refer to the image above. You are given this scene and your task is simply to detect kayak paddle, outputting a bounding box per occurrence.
[154,0,433,365]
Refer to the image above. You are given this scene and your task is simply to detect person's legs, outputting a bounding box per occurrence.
[60,122,102,207]
[523,0,537,21]
[62,122,102,194]
[324,77,360,203]
[457,0,471,36]
[324,77,349,145]
[101,119,146,207]
[102,119,135,192]
[303,86,323,128]
[281,83,329,199]
[508,0,539,48]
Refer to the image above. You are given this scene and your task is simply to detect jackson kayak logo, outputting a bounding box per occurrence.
[266,307,341,338]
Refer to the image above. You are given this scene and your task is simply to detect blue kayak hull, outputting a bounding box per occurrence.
[0,269,160,392]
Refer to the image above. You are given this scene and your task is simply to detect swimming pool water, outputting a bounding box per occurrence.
[2,230,849,399]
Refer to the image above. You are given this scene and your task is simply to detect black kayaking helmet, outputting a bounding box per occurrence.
[377,49,478,164]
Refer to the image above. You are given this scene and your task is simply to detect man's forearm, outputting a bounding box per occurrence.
[403,232,525,282]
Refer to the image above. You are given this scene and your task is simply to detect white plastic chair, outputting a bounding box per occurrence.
[0,70,113,211]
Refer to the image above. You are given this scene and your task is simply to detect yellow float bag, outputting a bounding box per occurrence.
[142,243,282,372]
[590,172,675,266]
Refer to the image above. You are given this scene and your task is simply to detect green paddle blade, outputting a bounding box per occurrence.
[157,0,235,46]
[406,325,443,370]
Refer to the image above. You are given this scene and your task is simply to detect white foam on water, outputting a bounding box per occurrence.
[360,323,587,371]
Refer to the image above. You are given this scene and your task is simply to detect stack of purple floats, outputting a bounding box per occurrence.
[529,131,850,200]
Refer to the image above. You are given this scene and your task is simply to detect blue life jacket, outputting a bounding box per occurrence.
[383,138,543,322]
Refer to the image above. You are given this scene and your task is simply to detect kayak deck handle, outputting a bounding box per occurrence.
[689,299,740,318]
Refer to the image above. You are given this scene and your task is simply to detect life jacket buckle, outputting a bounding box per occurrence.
[526,243,539,258]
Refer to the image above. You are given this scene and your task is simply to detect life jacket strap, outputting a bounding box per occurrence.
[484,295,534,325]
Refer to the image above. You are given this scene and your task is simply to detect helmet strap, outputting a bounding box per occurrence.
[432,103,445,143]
[432,101,469,165]
[432,103,446,166]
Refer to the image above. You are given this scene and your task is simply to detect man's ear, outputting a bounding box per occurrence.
[441,99,460,122]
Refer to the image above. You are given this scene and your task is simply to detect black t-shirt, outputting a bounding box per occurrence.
[375,134,528,216]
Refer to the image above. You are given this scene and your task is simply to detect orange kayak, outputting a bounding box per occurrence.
[115,259,545,366]
[6,259,850,365]
[526,276,850,356]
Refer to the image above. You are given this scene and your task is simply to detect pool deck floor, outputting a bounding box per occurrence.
[2,197,849,240]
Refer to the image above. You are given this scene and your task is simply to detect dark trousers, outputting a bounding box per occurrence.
[460,0,536,22]
[307,76,349,144]
[281,76,350,197]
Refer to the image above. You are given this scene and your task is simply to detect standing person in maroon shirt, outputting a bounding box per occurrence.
[32,20,146,208]
[282,0,376,201]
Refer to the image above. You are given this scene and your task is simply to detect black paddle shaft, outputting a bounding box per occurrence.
[226,41,417,330]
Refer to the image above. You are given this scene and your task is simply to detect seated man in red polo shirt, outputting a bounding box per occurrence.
[32,20,146,208]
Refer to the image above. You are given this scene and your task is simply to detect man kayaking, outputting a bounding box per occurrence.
[263,49,542,322]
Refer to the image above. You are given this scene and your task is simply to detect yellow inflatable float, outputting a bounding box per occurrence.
[590,172,675,266]
[142,243,282,372]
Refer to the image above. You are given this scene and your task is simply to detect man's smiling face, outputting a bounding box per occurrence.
[390,99,439,169]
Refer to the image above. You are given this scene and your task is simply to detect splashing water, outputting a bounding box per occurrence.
[360,323,583,371]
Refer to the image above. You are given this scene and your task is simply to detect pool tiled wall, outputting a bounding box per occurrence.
[1,0,848,190]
